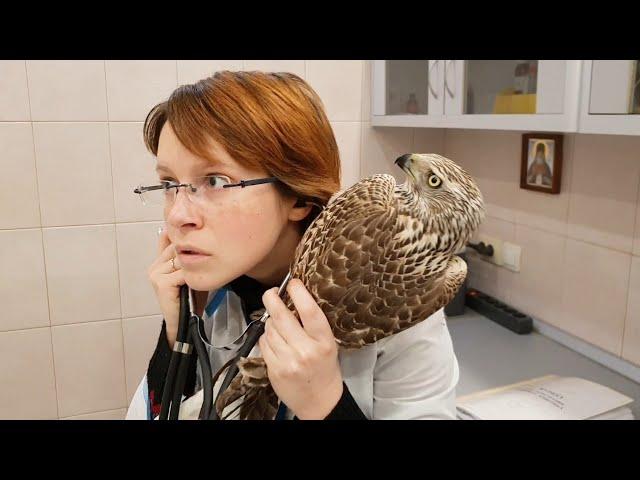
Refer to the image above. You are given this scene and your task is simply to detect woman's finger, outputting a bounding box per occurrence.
[264,318,294,357]
[168,268,185,286]
[260,332,280,366]
[286,279,333,341]
[153,256,179,275]
[157,227,170,255]
[155,228,178,263]
[155,268,186,289]
[262,288,309,347]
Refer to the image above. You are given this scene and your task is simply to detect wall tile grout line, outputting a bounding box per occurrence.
[0,325,53,335]
[61,407,127,420]
[558,210,570,358]
[2,316,142,334]
[104,61,111,123]
[38,227,60,419]
[51,317,138,331]
[358,121,366,182]
[443,128,449,157]
[23,58,61,420]
[361,60,368,124]
[483,208,639,257]
[104,59,129,410]
[560,229,635,256]
[1,219,164,231]
[564,134,576,228]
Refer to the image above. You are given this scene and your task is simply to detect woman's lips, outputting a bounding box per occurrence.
[177,251,211,266]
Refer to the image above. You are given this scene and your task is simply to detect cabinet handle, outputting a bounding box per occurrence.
[445,60,456,98]
[428,60,439,99]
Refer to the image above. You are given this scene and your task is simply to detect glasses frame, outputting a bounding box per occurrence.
[133,176,282,205]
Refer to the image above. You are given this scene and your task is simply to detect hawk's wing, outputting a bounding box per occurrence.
[290,174,466,349]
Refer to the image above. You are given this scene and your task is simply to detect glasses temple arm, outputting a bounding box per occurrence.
[223,177,280,189]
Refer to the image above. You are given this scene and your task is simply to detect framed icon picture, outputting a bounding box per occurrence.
[520,133,563,194]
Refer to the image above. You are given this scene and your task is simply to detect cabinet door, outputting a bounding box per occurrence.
[579,60,640,135]
[371,60,444,127]
[443,60,465,116]
[589,60,639,114]
[427,60,445,116]
[441,60,580,131]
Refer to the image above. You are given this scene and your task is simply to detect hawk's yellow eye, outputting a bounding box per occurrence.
[428,174,442,188]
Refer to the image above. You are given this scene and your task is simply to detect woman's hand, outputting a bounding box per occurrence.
[260,278,343,420]
[147,228,185,349]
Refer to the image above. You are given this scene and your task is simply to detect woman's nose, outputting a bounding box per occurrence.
[166,187,202,227]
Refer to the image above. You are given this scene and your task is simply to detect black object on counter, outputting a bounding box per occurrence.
[464,288,533,334]
[466,241,494,257]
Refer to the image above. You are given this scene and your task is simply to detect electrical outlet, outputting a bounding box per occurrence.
[503,241,521,272]
[476,234,503,266]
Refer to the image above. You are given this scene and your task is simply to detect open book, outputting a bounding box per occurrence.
[456,375,634,420]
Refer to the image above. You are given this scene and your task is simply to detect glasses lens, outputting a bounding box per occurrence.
[136,175,242,207]
[139,184,172,206]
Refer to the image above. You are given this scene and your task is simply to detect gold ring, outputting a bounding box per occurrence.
[171,257,176,271]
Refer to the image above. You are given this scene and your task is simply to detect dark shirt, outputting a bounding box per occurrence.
[146,275,367,420]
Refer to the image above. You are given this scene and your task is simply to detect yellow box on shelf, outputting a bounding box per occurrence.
[493,93,537,114]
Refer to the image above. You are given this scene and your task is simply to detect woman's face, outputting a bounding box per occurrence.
[157,122,299,291]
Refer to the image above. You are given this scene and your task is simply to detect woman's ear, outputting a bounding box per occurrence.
[288,199,313,222]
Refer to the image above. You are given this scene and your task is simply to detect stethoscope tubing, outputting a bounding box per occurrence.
[159,271,292,420]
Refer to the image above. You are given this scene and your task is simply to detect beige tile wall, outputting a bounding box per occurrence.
[1,60,443,420]
[434,129,640,365]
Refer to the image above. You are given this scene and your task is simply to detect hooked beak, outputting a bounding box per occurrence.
[395,154,417,181]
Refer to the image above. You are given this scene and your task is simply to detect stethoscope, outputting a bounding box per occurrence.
[159,270,292,420]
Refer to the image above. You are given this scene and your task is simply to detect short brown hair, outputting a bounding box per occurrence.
[143,70,341,225]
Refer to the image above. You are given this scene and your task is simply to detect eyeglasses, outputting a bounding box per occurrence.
[133,175,281,206]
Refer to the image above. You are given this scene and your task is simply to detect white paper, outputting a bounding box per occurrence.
[456,375,634,420]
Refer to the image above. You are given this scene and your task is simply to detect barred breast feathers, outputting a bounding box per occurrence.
[288,174,460,349]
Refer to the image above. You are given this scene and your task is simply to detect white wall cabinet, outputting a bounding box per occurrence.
[373,60,640,136]
[372,60,582,132]
[578,60,640,135]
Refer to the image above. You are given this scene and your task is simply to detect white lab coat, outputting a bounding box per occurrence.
[126,287,460,420]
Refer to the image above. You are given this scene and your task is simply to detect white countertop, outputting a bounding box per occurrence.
[447,308,640,419]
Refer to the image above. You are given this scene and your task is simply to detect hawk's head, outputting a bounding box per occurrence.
[395,153,485,253]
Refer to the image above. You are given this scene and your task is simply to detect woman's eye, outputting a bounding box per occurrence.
[427,174,442,188]
[206,175,230,189]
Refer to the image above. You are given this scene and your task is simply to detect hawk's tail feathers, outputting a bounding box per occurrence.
[214,356,279,420]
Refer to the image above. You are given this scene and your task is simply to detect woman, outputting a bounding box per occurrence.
[126,70,459,420]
